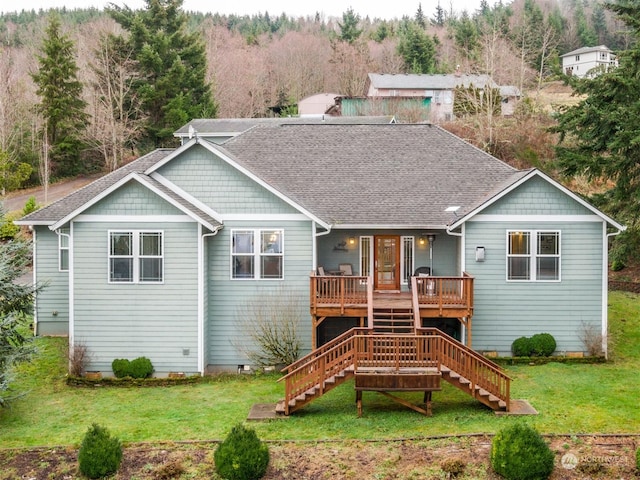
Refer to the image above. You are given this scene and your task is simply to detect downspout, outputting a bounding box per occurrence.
[30,226,37,336]
[603,226,625,360]
[313,222,332,271]
[446,223,467,345]
[199,226,222,376]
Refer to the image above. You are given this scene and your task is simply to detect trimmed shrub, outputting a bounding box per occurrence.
[441,458,465,477]
[129,357,154,378]
[511,336,532,357]
[491,423,554,480]
[636,447,640,472]
[214,423,269,480]
[111,359,130,378]
[111,357,154,378]
[530,333,556,357]
[77,423,122,479]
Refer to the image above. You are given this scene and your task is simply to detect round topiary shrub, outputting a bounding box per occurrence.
[530,333,557,357]
[491,423,554,480]
[511,336,533,357]
[129,356,154,378]
[78,423,123,479]
[111,358,130,378]
[214,423,269,480]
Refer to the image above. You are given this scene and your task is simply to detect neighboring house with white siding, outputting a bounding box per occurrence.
[561,45,617,78]
[17,121,624,376]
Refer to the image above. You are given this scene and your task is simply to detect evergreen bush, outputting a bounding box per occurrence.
[214,423,270,480]
[530,333,556,357]
[129,356,153,378]
[77,423,123,479]
[111,357,154,378]
[111,358,130,378]
[511,336,532,357]
[22,196,39,216]
[490,423,554,480]
[636,447,640,472]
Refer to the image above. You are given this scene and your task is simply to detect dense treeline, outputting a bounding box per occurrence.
[0,0,632,187]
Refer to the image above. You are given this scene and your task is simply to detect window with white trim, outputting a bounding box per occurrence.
[232,229,283,280]
[109,231,163,283]
[59,228,70,272]
[507,230,560,281]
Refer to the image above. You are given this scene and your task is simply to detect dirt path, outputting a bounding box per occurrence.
[1,175,100,213]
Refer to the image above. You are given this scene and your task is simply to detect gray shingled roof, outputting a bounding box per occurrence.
[218,124,518,227]
[18,148,221,230]
[20,123,524,229]
[561,45,612,58]
[174,116,395,137]
[368,73,499,90]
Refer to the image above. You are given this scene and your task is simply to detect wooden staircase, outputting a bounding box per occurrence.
[276,328,511,415]
[372,307,415,334]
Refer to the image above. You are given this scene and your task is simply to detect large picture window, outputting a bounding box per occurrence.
[109,231,163,283]
[232,229,283,280]
[507,230,560,281]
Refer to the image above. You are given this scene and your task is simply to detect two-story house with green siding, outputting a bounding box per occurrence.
[16,122,624,378]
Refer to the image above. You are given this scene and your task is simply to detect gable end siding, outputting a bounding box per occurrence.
[206,220,313,370]
[465,177,605,355]
[156,145,298,215]
[34,226,69,335]
[84,181,184,216]
[72,221,200,374]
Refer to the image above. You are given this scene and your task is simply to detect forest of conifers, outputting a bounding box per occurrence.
[0,0,632,190]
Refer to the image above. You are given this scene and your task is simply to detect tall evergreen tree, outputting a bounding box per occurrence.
[397,21,437,73]
[338,8,363,44]
[554,0,640,263]
[108,0,216,148]
[31,14,87,178]
[432,1,445,27]
[415,3,426,29]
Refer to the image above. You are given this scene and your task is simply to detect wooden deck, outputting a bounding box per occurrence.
[310,273,474,348]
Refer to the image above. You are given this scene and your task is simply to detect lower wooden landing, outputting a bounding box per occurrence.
[354,370,442,417]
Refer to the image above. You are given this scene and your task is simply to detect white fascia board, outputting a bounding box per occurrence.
[49,171,219,232]
[332,224,447,230]
[149,172,224,224]
[14,220,55,226]
[156,137,332,231]
[449,169,626,232]
[469,214,605,223]
[131,174,221,232]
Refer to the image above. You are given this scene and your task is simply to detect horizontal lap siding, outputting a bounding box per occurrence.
[34,227,69,335]
[73,221,199,374]
[466,220,603,355]
[157,145,298,214]
[207,220,313,369]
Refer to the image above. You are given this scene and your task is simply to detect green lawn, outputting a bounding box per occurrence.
[1,291,639,448]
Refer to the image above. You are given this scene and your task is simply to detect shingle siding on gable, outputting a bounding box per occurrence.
[157,145,298,215]
[85,181,184,216]
[73,221,200,374]
[482,176,592,216]
[206,220,313,370]
[464,177,604,355]
[34,227,69,335]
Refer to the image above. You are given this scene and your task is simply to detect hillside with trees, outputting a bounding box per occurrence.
[0,0,638,262]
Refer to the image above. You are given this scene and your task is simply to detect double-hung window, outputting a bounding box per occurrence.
[507,230,560,281]
[232,229,283,280]
[109,231,163,283]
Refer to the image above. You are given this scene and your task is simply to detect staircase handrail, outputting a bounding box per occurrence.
[280,327,371,375]
[417,327,511,403]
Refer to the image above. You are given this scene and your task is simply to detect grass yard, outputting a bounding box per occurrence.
[0,292,639,449]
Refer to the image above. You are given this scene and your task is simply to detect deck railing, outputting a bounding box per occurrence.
[310,274,370,314]
[279,327,510,415]
[411,273,474,313]
[311,274,473,317]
